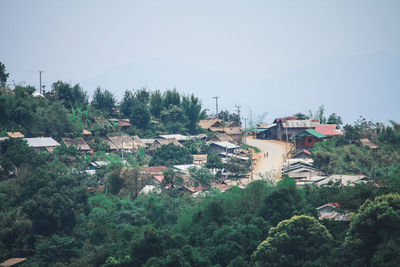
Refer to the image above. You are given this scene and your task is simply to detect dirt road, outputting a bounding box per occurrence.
[246,138,288,181]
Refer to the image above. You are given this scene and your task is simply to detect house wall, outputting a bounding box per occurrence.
[296,135,322,148]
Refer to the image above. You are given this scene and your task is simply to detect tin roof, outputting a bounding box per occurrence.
[283,120,320,128]
[62,137,91,151]
[24,137,60,148]
[210,141,239,149]
[314,125,343,136]
[294,129,326,140]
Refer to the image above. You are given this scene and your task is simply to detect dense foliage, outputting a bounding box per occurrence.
[1,62,400,266]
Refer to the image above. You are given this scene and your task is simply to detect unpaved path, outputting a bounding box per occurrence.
[246,138,288,181]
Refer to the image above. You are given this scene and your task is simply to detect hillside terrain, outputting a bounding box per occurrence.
[1,63,400,266]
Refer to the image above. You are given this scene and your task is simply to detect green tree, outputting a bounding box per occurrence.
[0,62,9,87]
[162,168,184,189]
[252,215,333,267]
[163,89,180,109]
[135,88,150,105]
[150,143,193,167]
[50,81,88,109]
[257,178,317,225]
[327,113,343,127]
[343,193,400,266]
[206,153,223,169]
[189,166,214,188]
[160,105,188,133]
[0,138,43,179]
[130,100,150,130]
[120,90,135,118]
[150,90,163,118]
[181,94,205,134]
[91,87,116,116]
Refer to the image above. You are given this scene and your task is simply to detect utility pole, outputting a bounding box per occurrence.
[243,117,247,146]
[235,105,241,125]
[39,70,43,94]
[212,96,219,118]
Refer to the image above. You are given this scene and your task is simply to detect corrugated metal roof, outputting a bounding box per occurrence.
[283,120,319,128]
[314,125,342,136]
[24,137,60,147]
[294,129,326,139]
[210,141,239,149]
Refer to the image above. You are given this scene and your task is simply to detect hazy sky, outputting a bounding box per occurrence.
[1,0,399,124]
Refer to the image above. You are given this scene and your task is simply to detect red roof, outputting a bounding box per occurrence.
[314,125,342,136]
[294,149,312,156]
[142,166,169,174]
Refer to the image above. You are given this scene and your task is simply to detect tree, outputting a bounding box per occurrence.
[50,81,88,109]
[120,90,135,118]
[293,112,310,120]
[0,62,9,87]
[130,100,150,130]
[135,88,150,105]
[160,105,188,133]
[189,166,214,188]
[150,90,163,118]
[163,89,180,109]
[327,113,343,127]
[91,87,116,116]
[149,143,193,167]
[343,193,400,266]
[251,215,333,267]
[0,138,43,179]
[162,168,184,189]
[206,153,223,169]
[181,94,205,134]
[314,105,326,124]
[257,178,317,225]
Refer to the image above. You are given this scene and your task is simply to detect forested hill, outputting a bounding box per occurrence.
[1,62,400,266]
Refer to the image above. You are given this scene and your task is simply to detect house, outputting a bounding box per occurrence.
[24,137,60,152]
[359,138,379,149]
[223,126,243,143]
[62,137,91,153]
[141,138,156,147]
[142,166,169,184]
[209,141,239,154]
[282,164,324,179]
[317,203,350,221]
[0,137,9,142]
[139,185,162,195]
[132,135,146,149]
[273,117,320,141]
[198,119,223,131]
[315,174,371,186]
[108,118,130,127]
[149,138,183,151]
[156,134,192,143]
[253,124,277,139]
[209,133,235,143]
[192,154,208,165]
[107,136,135,151]
[0,258,27,267]
[292,149,312,159]
[6,132,24,138]
[293,129,326,149]
[314,124,343,137]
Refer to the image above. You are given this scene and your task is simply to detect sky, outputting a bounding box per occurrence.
[1,0,399,124]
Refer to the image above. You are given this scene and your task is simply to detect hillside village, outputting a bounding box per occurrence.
[1,64,400,266]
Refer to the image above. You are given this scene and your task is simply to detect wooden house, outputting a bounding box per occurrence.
[293,129,325,149]
[62,137,91,153]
